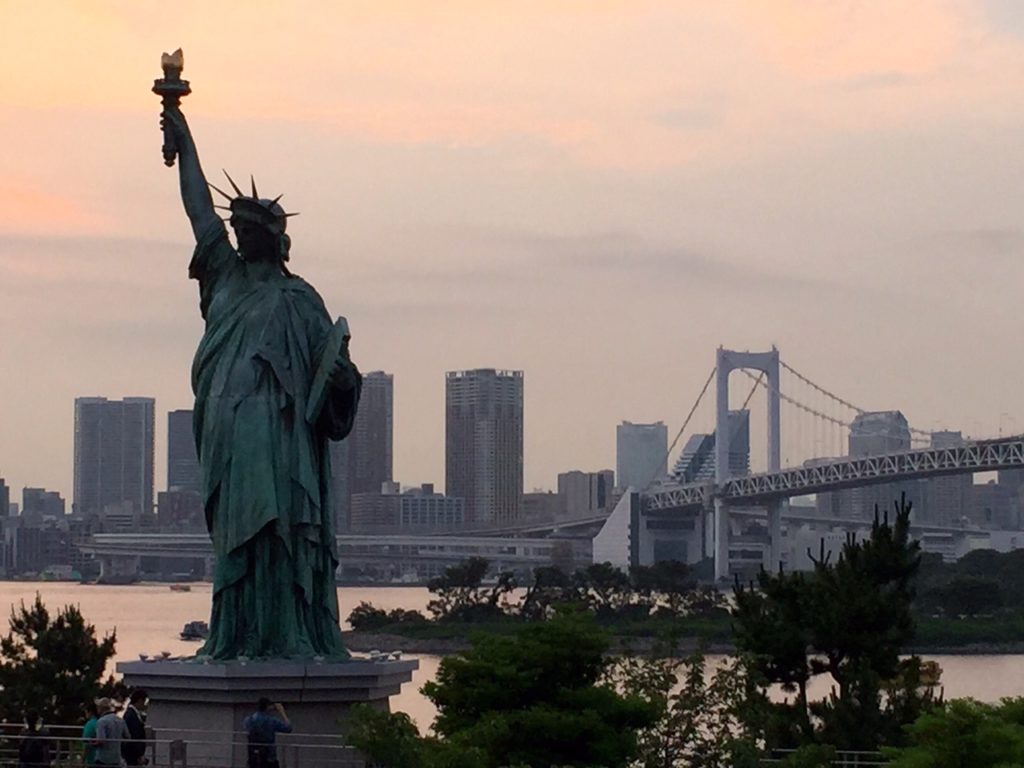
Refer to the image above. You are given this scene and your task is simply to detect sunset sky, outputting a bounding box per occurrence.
[2,1,1024,500]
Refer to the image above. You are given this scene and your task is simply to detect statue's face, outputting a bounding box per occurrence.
[232,219,278,263]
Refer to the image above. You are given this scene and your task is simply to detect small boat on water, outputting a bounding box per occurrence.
[180,620,209,641]
[169,584,192,592]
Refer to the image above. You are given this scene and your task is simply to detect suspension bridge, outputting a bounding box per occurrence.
[622,347,1024,581]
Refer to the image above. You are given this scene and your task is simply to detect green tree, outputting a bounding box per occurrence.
[0,594,117,725]
[931,575,1003,617]
[732,495,938,752]
[347,601,390,630]
[347,602,427,631]
[426,557,517,623]
[519,565,576,621]
[608,646,768,768]
[733,568,814,745]
[955,548,1004,579]
[345,706,485,768]
[630,560,694,616]
[885,698,1024,768]
[576,562,634,618]
[427,614,656,767]
[776,744,837,768]
[806,499,922,750]
[349,613,657,768]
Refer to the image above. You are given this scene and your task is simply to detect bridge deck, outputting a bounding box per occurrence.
[646,436,1024,511]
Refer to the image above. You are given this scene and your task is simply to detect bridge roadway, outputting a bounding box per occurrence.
[445,515,609,537]
[645,435,1024,512]
[79,532,565,565]
[727,506,985,536]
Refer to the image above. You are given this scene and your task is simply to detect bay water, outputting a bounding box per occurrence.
[2,582,1022,734]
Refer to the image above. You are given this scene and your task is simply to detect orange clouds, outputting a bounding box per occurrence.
[3,1,1023,174]
[741,1,964,81]
[0,181,111,237]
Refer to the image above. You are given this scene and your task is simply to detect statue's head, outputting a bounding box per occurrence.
[213,172,297,265]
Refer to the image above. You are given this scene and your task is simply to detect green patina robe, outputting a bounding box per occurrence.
[188,220,359,660]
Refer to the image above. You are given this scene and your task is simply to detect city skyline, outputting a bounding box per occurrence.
[3,3,1024,499]
[0,357,1017,507]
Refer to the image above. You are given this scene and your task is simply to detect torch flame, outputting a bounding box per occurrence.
[161,49,184,71]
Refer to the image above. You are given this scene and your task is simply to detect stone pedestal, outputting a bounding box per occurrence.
[118,657,418,767]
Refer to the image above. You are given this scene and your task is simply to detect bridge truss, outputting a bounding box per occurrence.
[646,436,1024,511]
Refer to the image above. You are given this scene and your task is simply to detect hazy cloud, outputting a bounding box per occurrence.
[2,1,1024,499]
[835,71,912,92]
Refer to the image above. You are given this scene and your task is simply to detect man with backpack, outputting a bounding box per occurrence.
[121,689,149,766]
[242,698,292,768]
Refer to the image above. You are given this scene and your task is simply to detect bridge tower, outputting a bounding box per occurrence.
[714,347,781,581]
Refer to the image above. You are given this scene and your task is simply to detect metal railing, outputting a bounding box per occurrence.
[762,749,887,767]
[0,725,367,768]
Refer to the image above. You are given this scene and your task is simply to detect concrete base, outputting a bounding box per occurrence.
[118,657,418,767]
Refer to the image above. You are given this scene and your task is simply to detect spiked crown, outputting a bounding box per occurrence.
[209,170,298,236]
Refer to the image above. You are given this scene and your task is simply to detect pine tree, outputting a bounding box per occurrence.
[0,594,117,725]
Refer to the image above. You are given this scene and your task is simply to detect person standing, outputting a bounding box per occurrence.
[17,711,50,768]
[121,690,148,766]
[94,698,128,768]
[81,701,99,768]
[243,698,292,768]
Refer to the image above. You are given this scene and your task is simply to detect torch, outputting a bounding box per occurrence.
[152,48,191,167]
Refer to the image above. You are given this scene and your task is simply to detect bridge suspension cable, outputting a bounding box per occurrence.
[740,368,850,428]
[779,359,864,415]
[741,368,930,463]
[645,366,716,489]
[778,357,933,444]
[650,368,765,487]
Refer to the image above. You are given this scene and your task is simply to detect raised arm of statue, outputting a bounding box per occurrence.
[161,105,220,241]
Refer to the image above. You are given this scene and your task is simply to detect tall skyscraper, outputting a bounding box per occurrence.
[73,397,155,518]
[330,371,394,531]
[849,411,911,456]
[446,369,524,526]
[167,409,200,494]
[22,488,65,517]
[558,469,614,518]
[616,421,668,490]
[921,430,972,526]
[818,410,924,520]
[0,478,9,518]
[671,410,751,483]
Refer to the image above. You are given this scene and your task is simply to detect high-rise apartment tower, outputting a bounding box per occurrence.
[73,397,155,517]
[445,369,524,526]
[167,409,200,494]
[616,421,668,490]
[330,371,394,531]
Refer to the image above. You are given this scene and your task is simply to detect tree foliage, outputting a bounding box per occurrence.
[0,594,117,725]
[426,613,656,767]
[426,556,517,623]
[364,556,725,628]
[519,565,575,621]
[607,646,768,768]
[916,547,1024,617]
[347,601,428,631]
[348,613,657,768]
[732,495,940,752]
[884,698,1024,768]
[345,706,485,768]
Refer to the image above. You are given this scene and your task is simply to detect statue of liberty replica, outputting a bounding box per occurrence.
[155,50,360,660]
